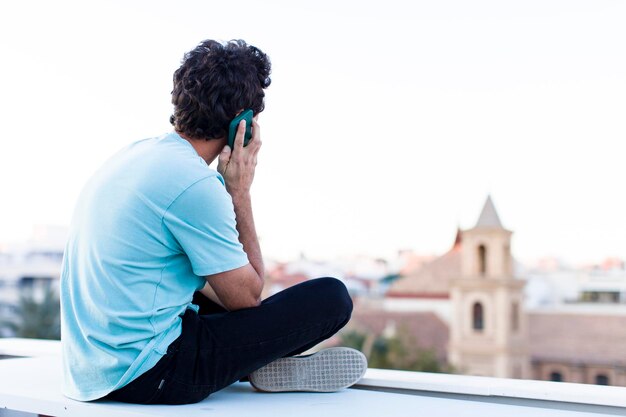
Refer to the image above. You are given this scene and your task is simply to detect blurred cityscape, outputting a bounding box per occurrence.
[1,197,625,386]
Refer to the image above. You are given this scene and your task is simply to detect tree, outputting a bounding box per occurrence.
[0,284,61,340]
[340,328,452,373]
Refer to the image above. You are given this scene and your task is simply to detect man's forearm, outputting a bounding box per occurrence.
[231,191,265,286]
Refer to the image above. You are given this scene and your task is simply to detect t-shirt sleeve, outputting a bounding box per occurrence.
[162,175,249,276]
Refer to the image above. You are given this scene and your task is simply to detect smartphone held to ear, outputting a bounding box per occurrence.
[228,109,254,150]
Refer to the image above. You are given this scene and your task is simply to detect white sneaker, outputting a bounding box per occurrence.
[249,347,368,393]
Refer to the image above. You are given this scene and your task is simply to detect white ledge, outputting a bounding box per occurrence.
[0,337,61,357]
[2,339,626,416]
[357,368,626,408]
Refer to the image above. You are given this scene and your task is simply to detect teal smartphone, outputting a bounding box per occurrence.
[228,109,254,150]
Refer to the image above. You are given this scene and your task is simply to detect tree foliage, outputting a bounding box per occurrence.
[340,328,452,373]
[0,285,61,340]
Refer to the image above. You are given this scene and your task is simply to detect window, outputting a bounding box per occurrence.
[595,374,609,385]
[550,372,563,382]
[503,244,510,274]
[581,291,620,303]
[18,276,54,291]
[472,302,484,331]
[19,277,37,289]
[511,301,519,332]
[478,244,487,276]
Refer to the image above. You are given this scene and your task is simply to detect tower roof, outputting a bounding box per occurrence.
[475,195,504,229]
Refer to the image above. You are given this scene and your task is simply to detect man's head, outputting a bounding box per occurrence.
[170,39,271,141]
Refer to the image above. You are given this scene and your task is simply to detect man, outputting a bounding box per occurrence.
[60,39,366,405]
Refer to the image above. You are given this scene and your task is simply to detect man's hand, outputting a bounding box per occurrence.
[213,116,265,306]
[217,118,261,196]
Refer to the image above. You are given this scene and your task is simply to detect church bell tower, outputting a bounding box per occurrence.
[449,196,530,379]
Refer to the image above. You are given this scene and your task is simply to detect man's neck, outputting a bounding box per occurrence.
[178,131,226,165]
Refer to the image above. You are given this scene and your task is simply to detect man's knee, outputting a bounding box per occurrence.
[309,277,353,319]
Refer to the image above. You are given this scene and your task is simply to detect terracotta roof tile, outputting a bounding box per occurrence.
[529,312,626,366]
[387,248,460,298]
[349,309,449,362]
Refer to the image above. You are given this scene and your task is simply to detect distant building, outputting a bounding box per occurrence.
[264,255,390,298]
[0,226,65,335]
[353,196,626,386]
[448,195,529,379]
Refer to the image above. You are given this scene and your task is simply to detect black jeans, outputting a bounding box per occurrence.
[105,277,353,405]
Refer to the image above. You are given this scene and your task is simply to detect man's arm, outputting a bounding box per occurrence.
[204,118,264,311]
[199,282,226,308]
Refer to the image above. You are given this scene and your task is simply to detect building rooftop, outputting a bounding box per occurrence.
[387,245,460,298]
[529,312,626,366]
[474,195,504,229]
[350,310,449,362]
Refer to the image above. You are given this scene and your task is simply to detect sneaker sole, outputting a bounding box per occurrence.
[249,347,368,393]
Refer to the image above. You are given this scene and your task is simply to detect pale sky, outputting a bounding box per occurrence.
[0,0,625,265]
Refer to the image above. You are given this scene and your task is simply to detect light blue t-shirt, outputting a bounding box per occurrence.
[60,132,249,401]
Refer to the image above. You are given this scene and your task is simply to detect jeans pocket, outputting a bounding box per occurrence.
[158,379,215,405]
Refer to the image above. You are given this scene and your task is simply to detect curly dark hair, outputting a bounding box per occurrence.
[170,39,271,140]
